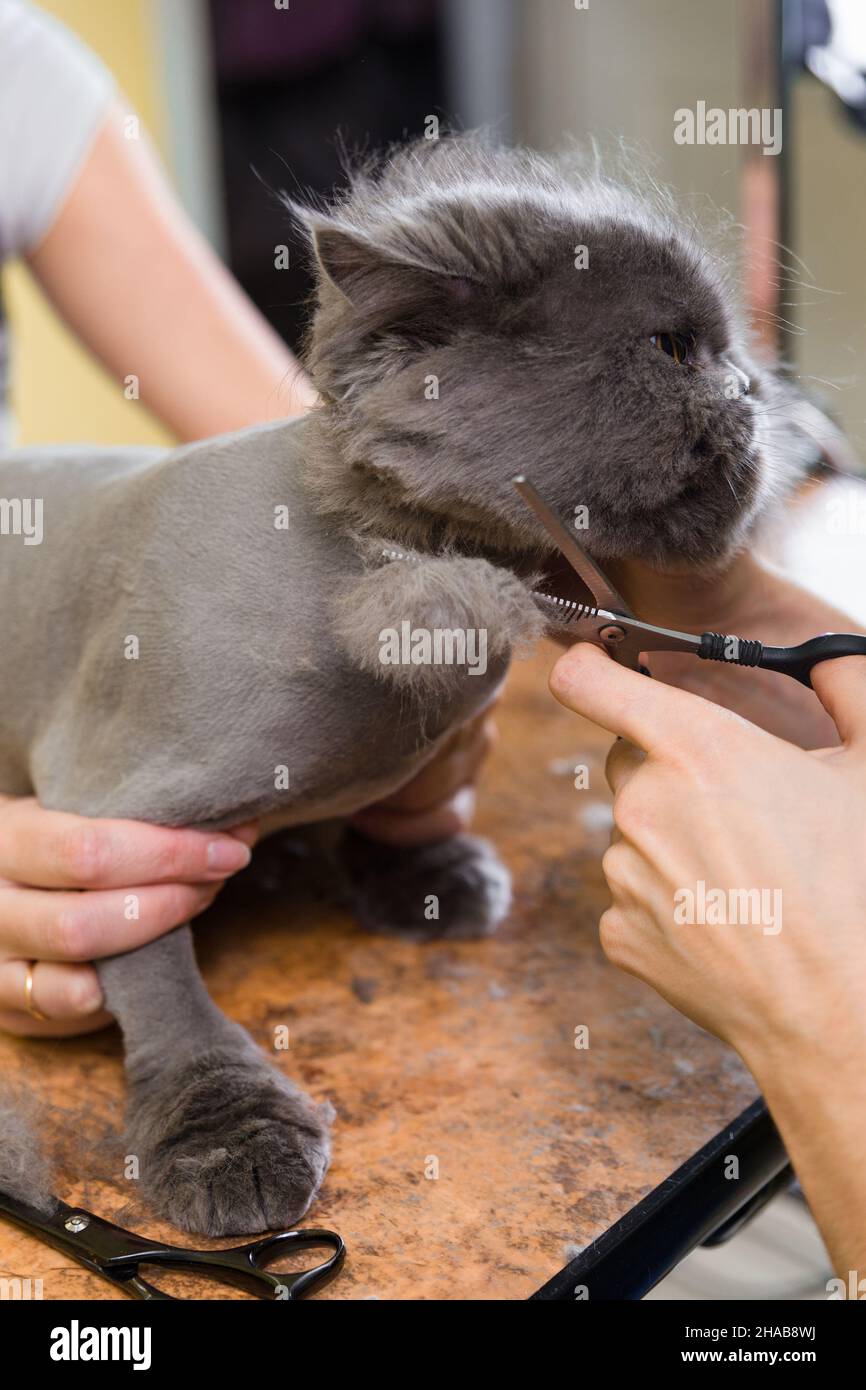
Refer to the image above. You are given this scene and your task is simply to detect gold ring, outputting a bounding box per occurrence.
[23,962,48,1021]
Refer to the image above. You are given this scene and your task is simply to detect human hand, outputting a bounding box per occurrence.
[549,641,866,1066]
[604,549,854,749]
[0,797,258,1037]
[551,642,866,1277]
[349,705,498,847]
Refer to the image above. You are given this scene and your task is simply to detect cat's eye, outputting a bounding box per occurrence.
[650,331,695,365]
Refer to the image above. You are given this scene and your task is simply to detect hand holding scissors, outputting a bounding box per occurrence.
[514,475,866,687]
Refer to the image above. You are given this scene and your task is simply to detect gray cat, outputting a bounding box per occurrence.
[0,135,817,1236]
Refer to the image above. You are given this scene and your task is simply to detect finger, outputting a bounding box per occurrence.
[601,839,649,904]
[350,785,476,847]
[0,798,253,889]
[605,737,646,795]
[0,1007,114,1038]
[0,880,221,961]
[0,958,105,1021]
[227,820,261,849]
[549,642,748,754]
[368,716,496,815]
[445,710,498,764]
[809,655,866,748]
[374,732,493,814]
[598,904,655,979]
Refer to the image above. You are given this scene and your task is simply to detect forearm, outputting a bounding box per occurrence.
[747,1032,866,1283]
[27,103,316,439]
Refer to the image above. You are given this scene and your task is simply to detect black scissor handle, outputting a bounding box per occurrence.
[699,631,866,688]
[238,1226,346,1300]
[111,1226,346,1301]
[0,1192,346,1301]
[759,633,866,688]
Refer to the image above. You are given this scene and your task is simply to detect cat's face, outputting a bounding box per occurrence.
[299,139,803,574]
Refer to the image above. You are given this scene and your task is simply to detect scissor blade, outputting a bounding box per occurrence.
[0,1190,122,1281]
[533,593,703,663]
[512,475,634,618]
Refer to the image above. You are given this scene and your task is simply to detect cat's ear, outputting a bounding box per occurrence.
[310,223,390,302]
[307,218,480,316]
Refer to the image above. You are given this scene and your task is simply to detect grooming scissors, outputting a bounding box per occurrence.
[0,1188,345,1300]
[513,474,866,688]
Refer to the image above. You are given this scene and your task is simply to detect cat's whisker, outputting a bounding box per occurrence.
[723,470,741,505]
[794,375,846,393]
[745,233,816,281]
[751,313,806,337]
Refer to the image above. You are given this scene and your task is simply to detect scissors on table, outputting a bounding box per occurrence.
[0,1187,345,1300]
[513,474,866,687]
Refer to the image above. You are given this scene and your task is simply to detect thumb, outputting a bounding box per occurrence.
[549,640,733,754]
[809,654,866,747]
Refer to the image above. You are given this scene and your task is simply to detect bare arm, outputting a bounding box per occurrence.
[26,101,316,439]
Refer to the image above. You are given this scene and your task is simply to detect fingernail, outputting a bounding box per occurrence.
[72,973,104,1016]
[207,838,252,874]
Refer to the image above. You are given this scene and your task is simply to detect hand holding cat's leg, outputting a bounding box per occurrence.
[344,707,508,939]
[349,705,497,846]
[0,797,253,1036]
[97,926,333,1237]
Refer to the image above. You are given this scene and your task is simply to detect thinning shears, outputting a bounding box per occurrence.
[513,474,866,688]
[0,1187,345,1300]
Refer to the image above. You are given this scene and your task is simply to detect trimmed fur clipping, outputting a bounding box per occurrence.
[0,1089,59,1216]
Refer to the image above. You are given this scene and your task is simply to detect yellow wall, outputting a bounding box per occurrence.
[2,0,172,445]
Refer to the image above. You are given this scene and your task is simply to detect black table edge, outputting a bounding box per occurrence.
[530,1097,791,1300]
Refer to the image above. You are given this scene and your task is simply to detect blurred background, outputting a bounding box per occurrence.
[4,0,866,454]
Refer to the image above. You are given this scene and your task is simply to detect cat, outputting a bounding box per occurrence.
[0,134,820,1236]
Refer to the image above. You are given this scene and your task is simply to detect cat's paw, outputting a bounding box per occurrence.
[341,829,511,941]
[128,1046,333,1237]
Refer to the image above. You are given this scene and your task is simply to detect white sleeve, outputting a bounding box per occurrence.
[0,0,115,259]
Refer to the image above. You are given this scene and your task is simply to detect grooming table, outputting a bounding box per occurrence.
[0,641,766,1300]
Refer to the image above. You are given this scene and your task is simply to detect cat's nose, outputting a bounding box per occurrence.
[722,359,751,397]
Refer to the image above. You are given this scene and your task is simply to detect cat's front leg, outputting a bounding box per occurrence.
[97,927,332,1237]
[332,549,544,708]
[331,552,537,940]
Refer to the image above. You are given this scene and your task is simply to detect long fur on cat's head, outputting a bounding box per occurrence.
[289,133,816,575]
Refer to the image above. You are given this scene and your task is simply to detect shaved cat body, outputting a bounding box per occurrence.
[0,417,524,1236]
[0,420,512,822]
